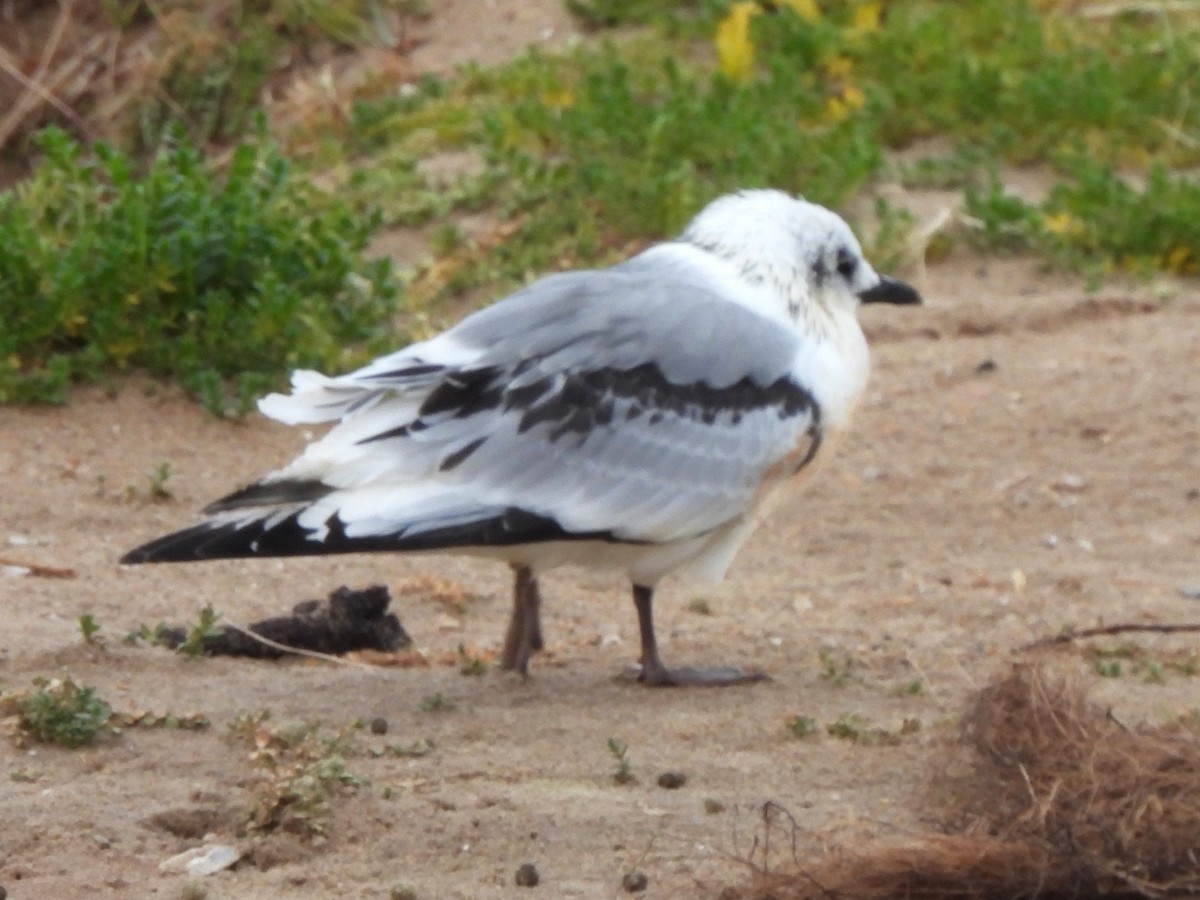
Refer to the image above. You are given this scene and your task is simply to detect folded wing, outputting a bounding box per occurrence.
[122,261,821,564]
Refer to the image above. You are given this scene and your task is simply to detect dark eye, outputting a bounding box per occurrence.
[835,248,857,279]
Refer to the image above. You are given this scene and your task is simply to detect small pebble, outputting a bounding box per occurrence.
[515,862,540,887]
[622,870,649,892]
[1179,585,1200,601]
[975,358,997,374]
[370,717,389,735]
[0,885,7,900]
[390,885,417,900]
[657,771,687,790]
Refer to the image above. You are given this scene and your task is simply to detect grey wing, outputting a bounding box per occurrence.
[222,263,819,549]
[424,356,820,544]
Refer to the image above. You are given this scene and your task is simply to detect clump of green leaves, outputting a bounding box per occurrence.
[607,736,636,785]
[826,713,920,746]
[228,712,364,835]
[457,644,488,676]
[420,692,453,712]
[78,613,103,646]
[1086,643,1197,683]
[3,676,113,748]
[179,605,224,658]
[965,161,1200,276]
[147,462,174,501]
[0,127,398,414]
[788,715,818,739]
[819,649,855,687]
[123,621,172,647]
[348,0,1200,302]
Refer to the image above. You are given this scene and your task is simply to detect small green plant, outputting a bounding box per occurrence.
[0,128,398,414]
[179,605,223,658]
[229,713,365,835]
[4,676,113,748]
[687,598,713,616]
[457,644,488,677]
[147,462,174,500]
[827,714,869,742]
[420,692,453,712]
[607,737,635,785]
[788,715,818,739]
[372,740,434,759]
[1094,658,1123,678]
[826,713,920,745]
[898,678,925,697]
[78,613,103,646]
[123,622,172,647]
[819,649,855,687]
[1142,660,1167,685]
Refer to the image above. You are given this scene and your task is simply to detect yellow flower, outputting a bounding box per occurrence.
[825,85,865,122]
[822,54,854,80]
[716,2,761,84]
[851,2,882,33]
[1165,245,1193,273]
[777,0,821,22]
[65,313,87,336]
[825,96,849,123]
[542,88,575,110]
[1042,211,1078,237]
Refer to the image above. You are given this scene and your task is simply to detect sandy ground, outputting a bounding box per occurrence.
[2,252,1198,900]
[3,3,1200,898]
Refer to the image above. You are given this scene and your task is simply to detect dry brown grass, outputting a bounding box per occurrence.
[735,663,1200,899]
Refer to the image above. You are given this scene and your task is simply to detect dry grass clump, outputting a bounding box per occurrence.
[0,0,413,165]
[739,663,1200,899]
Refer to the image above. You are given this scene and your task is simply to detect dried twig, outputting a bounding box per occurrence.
[1020,621,1200,651]
[0,556,77,578]
[218,619,377,669]
[0,0,88,147]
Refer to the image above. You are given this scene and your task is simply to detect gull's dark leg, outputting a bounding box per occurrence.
[632,584,769,687]
[500,564,544,677]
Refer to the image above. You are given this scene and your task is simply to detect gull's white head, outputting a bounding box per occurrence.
[680,189,920,323]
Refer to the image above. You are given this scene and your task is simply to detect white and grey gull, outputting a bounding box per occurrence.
[121,189,920,686]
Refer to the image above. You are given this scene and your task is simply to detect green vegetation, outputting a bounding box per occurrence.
[4,676,112,748]
[3,0,1199,410]
[1087,643,1200,682]
[826,712,920,745]
[179,605,224,658]
[146,462,175,501]
[0,128,397,414]
[228,712,364,834]
[788,714,818,739]
[339,0,1200,301]
[78,613,103,646]
[2,675,210,748]
[420,692,453,712]
[607,736,636,784]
